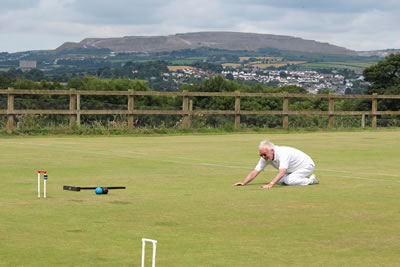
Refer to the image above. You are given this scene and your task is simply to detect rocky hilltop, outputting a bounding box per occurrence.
[55,31,357,56]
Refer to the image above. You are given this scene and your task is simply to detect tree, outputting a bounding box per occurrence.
[5,68,24,78]
[0,73,12,88]
[279,71,288,78]
[361,53,400,113]
[363,53,400,95]
[25,69,44,81]
[225,73,234,81]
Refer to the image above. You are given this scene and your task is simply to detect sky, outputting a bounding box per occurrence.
[1,0,400,53]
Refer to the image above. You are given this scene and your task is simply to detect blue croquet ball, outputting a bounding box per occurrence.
[95,187,103,195]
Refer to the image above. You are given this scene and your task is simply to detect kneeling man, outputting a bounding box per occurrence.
[234,140,319,189]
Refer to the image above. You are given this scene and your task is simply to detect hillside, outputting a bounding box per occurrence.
[357,49,400,57]
[55,31,357,56]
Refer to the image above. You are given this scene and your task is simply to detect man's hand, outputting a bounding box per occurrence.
[233,182,246,186]
[261,183,274,189]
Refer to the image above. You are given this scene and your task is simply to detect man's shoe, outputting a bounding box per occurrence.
[309,174,319,185]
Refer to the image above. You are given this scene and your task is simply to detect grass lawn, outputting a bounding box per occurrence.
[1,130,399,266]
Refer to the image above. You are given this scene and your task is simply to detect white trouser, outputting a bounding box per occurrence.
[277,164,315,186]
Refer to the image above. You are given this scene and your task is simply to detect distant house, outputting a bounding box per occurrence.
[19,60,37,70]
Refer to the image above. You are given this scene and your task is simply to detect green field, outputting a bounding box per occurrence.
[1,131,400,266]
[298,62,376,72]
[170,57,207,65]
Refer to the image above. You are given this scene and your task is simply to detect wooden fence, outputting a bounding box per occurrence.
[1,87,400,133]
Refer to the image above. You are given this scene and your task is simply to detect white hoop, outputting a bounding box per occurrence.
[141,238,157,267]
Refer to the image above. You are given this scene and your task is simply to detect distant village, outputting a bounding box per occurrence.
[221,69,368,94]
[3,59,370,94]
[164,67,370,94]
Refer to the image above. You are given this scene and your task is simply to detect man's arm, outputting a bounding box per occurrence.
[261,168,286,189]
[233,169,261,186]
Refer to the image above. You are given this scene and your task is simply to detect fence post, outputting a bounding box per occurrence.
[361,113,365,128]
[6,87,14,133]
[235,91,240,129]
[371,93,377,128]
[76,93,81,126]
[128,90,135,131]
[182,90,190,128]
[329,94,335,128]
[189,100,193,127]
[282,92,289,130]
[69,88,77,129]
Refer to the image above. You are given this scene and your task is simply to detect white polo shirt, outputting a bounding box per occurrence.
[255,146,315,173]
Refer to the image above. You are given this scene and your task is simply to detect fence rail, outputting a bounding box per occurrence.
[1,88,399,133]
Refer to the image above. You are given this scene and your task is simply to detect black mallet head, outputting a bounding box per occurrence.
[64,185,126,194]
[101,187,109,194]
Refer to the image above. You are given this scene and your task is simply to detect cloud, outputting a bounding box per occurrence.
[0,0,39,11]
[71,0,167,25]
[0,0,399,52]
[244,0,400,13]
